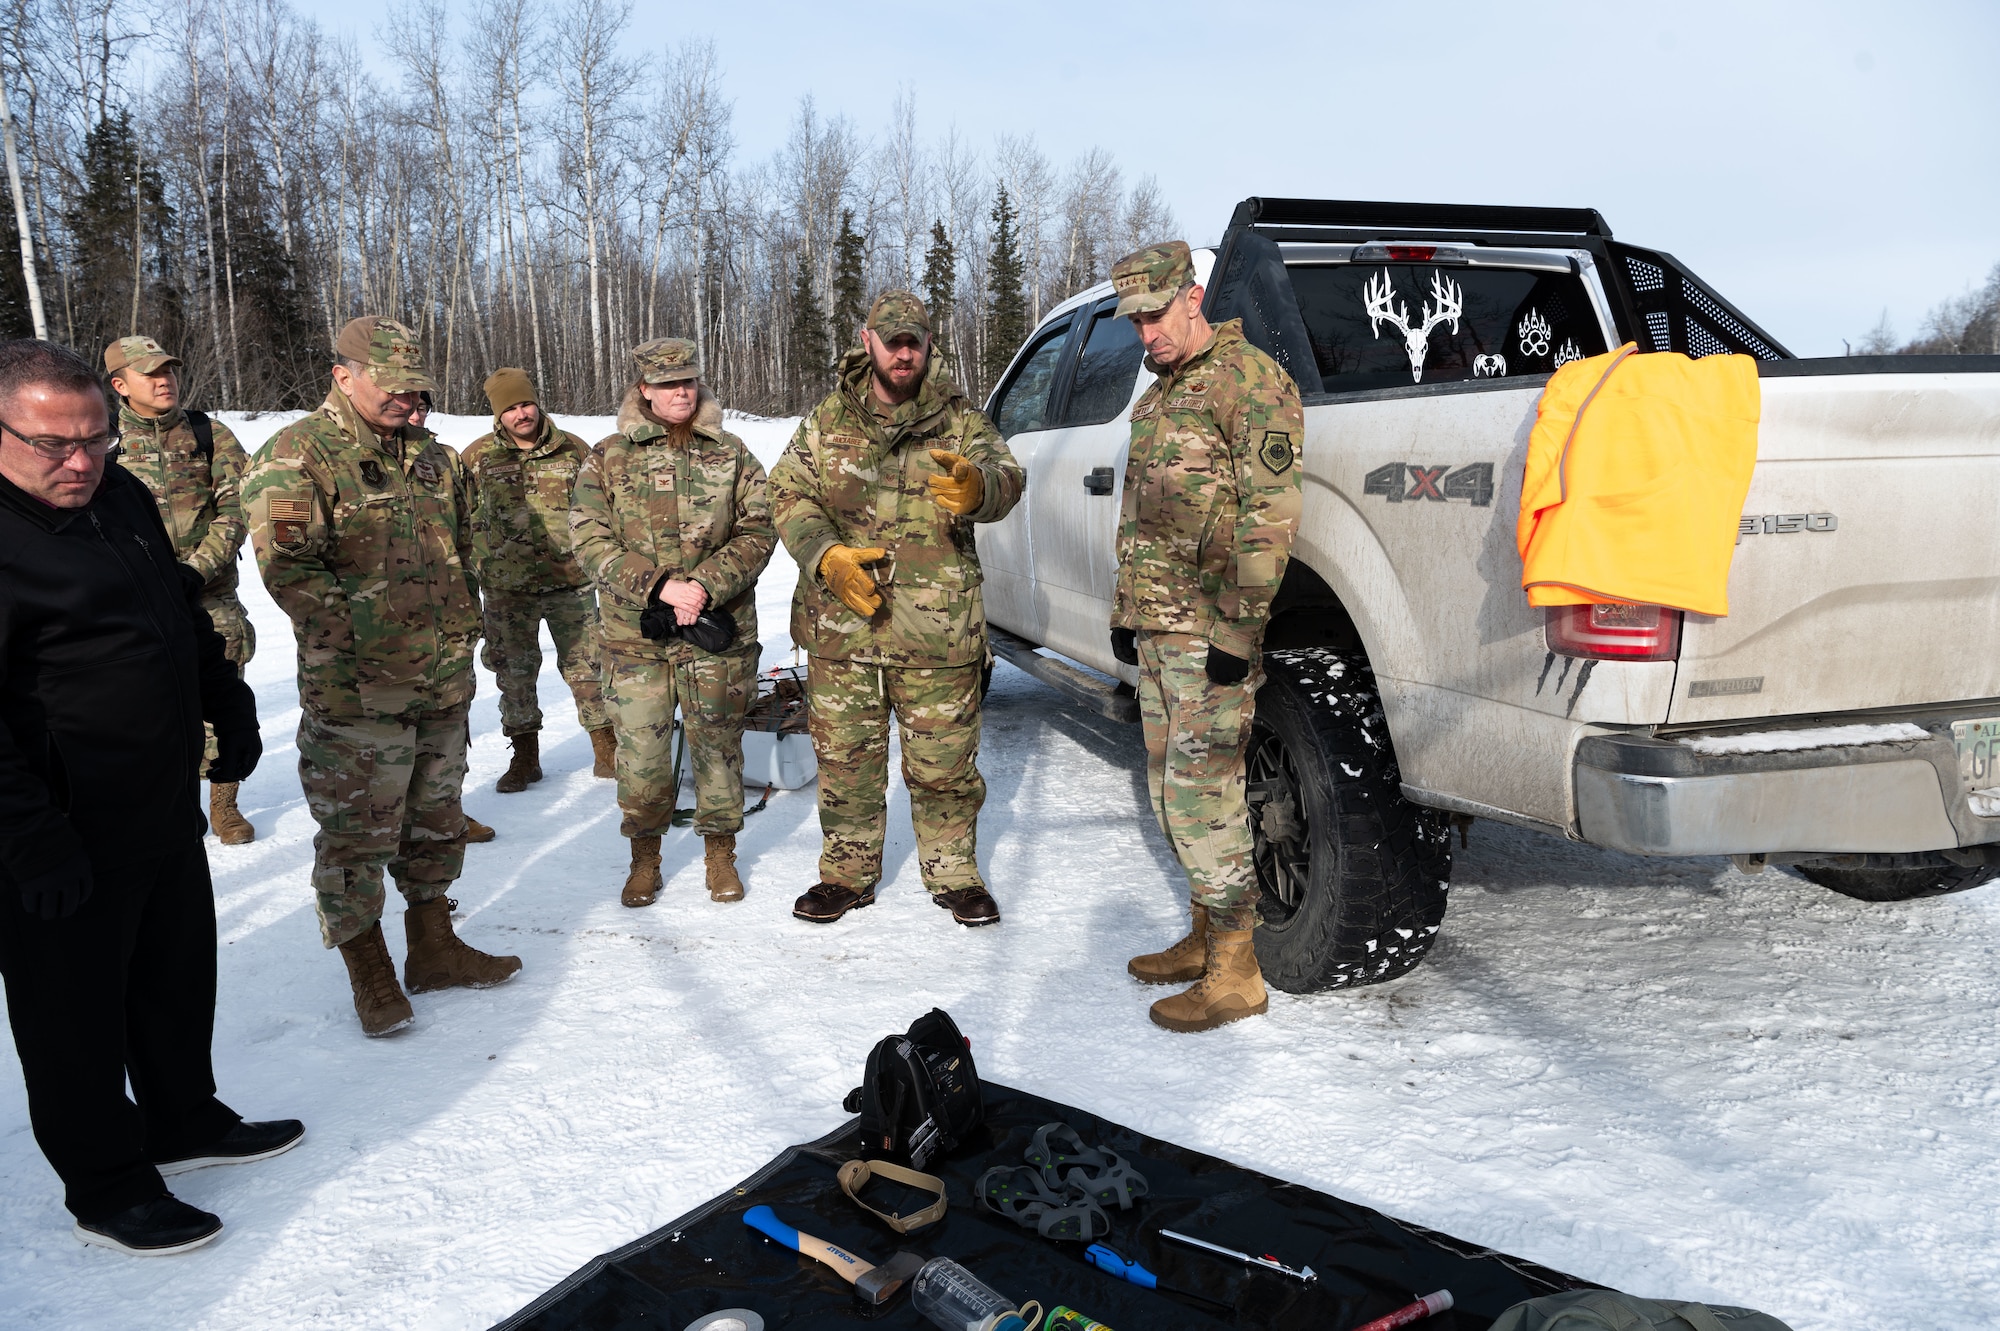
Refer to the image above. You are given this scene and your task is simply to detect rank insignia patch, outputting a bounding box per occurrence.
[413,458,440,485]
[1258,431,1296,475]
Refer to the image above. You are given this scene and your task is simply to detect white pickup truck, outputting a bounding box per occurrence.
[977,197,2000,991]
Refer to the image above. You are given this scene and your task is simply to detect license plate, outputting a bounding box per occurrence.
[1951,717,2000,789]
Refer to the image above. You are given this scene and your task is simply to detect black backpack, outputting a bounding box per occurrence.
[842,1009,984,1170]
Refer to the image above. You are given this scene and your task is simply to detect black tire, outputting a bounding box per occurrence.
[1247,648,1451,992]
[1794,861,1998,902]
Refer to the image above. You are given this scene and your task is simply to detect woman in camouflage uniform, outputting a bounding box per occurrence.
[571,338,775,906]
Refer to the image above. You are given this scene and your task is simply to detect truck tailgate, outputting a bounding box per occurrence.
[1669,368,2000,725]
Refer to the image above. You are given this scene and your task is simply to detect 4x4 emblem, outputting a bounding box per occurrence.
[1364,461,1494,506]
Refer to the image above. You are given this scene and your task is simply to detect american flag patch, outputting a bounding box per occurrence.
[268,497,313,523]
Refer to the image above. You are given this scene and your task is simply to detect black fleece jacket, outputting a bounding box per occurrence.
[0,461,257,881]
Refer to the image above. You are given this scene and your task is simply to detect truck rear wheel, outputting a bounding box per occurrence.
[1246,648,1450,992]
[1795,860,1998,902]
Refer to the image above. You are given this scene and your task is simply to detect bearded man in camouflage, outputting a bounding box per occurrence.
[571,338,774,907]
[242,318,520,1038]
[771,291,1023,927]
[105,336,258,847]
[461,367,614,793]
[1110,242,1303,1033]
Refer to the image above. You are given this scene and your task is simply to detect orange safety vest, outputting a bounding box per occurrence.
[1517,343,1760,616]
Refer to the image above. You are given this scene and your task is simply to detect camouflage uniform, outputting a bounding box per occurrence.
[107,337,255,772]
[569,341,775,839]
[1111,243,1304,931]
[461,415,605,737]
[770,294,1024,894]
[242,321,483,948]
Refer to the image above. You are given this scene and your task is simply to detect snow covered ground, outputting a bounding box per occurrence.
[1,411,1996,1330]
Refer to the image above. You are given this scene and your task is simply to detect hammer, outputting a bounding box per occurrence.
[742,1205,926,1306]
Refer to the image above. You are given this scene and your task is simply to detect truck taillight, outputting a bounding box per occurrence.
[1545,603,1683,661]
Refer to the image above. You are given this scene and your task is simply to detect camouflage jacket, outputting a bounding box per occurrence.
[771,348,1024,667]
[115,402,249,597]
[571,385,775,660]
[461,415,592,593]
[1113,319,1303,659]
[242,387,481,718]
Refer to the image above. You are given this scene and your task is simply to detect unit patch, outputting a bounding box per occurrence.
[1363,461,1495,506]
[1258,431,1296,475]
[360,459,385,487]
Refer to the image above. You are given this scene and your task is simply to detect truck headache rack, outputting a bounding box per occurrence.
[1229,196,1613,237]
[1213,197,1793,370]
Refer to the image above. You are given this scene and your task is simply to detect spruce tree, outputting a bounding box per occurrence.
[224,156,319,409]
[65,111,175,360]
[982,185,1027,395]
[921,218,956,362]
[830,208,868,353]
[787,248,830,409]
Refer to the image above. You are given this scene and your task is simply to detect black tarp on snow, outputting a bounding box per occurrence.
[495,1082,1595,1331]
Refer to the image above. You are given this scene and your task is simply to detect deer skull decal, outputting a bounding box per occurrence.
[1364,269,1464,383]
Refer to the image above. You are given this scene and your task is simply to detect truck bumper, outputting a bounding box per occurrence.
[1574,717,2000,857]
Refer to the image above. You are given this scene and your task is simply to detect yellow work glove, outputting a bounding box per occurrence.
[819,544,888,617]
[927,450,984,516]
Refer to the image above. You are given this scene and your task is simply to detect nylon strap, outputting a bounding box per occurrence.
[837,1158,948,1234]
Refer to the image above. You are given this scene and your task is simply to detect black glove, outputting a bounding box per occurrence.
[17,856,94,921]
[639,602,677,640]
[208,726,263,784]
[1110,626,1138,666]
[1204,645,1251,685]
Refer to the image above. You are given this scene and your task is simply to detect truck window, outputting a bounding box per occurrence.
[991,318,1073,439]
[1059,300,1145,426]
[1288,263,1608,393]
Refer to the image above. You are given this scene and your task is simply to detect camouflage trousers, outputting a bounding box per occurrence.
[807,656,986,894]
[298,701,469,948]
[200,592,256,775]
[1135,631,1263,931]
[480,586,606,737]
[603,646,758,838]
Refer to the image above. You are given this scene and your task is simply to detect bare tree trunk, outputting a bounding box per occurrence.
[128,119,141,331]
[0,73,47,338]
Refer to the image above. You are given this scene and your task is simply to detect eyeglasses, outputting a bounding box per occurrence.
[0,412,116,461]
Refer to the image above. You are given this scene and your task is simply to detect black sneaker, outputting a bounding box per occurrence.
[791,882,876,923]
[155,1119,306,1177]
[73,1195,223,1256]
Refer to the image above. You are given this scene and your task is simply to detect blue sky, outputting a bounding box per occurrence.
[334,0,1997,356]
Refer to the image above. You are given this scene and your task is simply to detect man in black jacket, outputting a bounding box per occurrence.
[0,340,303,1255]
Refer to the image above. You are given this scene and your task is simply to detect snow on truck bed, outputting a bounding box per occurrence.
[0,412,1995,1330]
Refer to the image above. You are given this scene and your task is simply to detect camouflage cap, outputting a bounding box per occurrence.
[632,337,702,384]
[866,290,931,343]
[334,316,438,394]
[103,335,181,377]
[1111,240,1194,318]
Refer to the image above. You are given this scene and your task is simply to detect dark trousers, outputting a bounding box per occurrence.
[0,840,239,1220]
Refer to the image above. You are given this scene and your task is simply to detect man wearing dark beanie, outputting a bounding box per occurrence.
[460,368,611,791]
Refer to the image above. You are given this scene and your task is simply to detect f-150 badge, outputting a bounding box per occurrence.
[1364,461,1494,506]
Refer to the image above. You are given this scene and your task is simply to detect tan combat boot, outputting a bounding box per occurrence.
[209,782,255,846]
[496,733,542,793]
[1127,905,1208,985]
[402,897,523,993]
[588,726,617,779]
[622,835,662,907]
[463,814,496,843]
[1148,929,1269,1033]
[337,922,415,1037]
[705,834,744,902]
